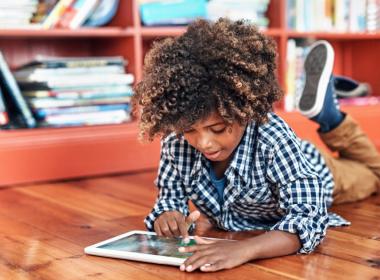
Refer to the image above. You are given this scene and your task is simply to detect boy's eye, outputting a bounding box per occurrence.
[211,127,226,134]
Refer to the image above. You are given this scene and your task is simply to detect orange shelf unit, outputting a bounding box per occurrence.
[1,0,380,186]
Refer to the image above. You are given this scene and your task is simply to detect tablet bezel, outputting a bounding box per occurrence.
[84,230,194,266]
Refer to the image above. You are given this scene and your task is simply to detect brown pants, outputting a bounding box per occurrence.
[318,114,380,204]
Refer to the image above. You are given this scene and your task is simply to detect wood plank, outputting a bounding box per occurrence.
[15,182,150,220]
[252,253,380,280]
[70,172,158,208]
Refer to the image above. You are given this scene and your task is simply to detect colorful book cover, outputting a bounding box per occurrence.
[63,0,100,29]
[42,0,76,29]
[84,0,119,27]
[0,52,36,128]
[139,0,207,26]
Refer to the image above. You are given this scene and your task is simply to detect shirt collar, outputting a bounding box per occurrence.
[227,121,257,184]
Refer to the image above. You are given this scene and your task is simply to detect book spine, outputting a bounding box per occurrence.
[56,2,78,28]
[23,85,133,99]
[69,0,99,29]
[29,96,131,109]
[15,65,125,81]
[35,103,130,118]
[0,52,36,128]
[35,59,124,69]
[44,110,130,126]
[42,0,76,29]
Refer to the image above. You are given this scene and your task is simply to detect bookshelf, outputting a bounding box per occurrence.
[1,0,380,186]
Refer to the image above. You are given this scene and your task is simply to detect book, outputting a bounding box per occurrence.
[42,0,76,29]
[14,65,125,80]
[84,0,119,27]
[0,86,9,127]
[18,73,134,90]
[19,56,125,69]
[34,103,130,119]
[31,0,59,24]
[0,52,36,128]
[59,0,99,29]
[43,109,130,126]
[139,0,207,26]
[28,96,131,109]
[22,85,133,99]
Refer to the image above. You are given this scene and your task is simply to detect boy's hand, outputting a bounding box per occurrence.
[178,236,252,272]
[154,210,200,239]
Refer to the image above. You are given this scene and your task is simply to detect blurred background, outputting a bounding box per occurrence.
[0,0,379,186]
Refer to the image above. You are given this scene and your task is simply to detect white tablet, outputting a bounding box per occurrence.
[85,230,219,266]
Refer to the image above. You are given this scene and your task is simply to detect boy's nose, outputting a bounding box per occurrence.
[197,136,213,151]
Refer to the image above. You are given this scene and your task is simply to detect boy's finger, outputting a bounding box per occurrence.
[176,215,189,239]
[194,235,215,245]
[167,217,181,236]
[158,219,175,237]
[154,221,163,236]
[185,210,200,227]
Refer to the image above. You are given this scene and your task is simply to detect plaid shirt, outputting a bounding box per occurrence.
[145,113,349,253]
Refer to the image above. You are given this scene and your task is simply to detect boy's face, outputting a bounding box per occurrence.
[182,112,246,162]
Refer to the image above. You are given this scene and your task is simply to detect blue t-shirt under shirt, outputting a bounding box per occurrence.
[209,166,226,203]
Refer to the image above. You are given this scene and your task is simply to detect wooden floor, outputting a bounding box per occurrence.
[1,170,379,280]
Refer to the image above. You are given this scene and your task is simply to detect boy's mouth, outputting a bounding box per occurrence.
[203,150,221,160]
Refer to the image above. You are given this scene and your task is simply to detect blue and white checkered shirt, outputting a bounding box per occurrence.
[145,113,350,253]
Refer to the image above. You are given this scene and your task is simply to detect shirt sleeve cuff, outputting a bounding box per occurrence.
[144,199,190,231]
[270,211,328,254]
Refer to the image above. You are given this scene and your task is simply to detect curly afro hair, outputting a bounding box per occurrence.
[133,18,283,141]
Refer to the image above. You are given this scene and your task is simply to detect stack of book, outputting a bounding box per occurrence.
[287,0,380,32]
[14,56,134,127]
[0,0,39,28]
[207,0,270,28]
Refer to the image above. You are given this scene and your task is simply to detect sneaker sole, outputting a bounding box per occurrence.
[298,41,334,118]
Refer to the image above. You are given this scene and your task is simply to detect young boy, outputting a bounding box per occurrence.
[133,18,380,272]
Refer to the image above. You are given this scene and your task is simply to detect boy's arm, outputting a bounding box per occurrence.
[243,230,301,259]
[145,137,190,231]
[179,229,301,272]
[267,137,329,254]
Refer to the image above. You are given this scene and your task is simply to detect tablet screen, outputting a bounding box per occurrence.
[97,233,192,259]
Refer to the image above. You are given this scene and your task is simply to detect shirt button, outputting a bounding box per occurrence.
[191,194,198,200]
[185,187,192,193]
[197,200,204,205]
